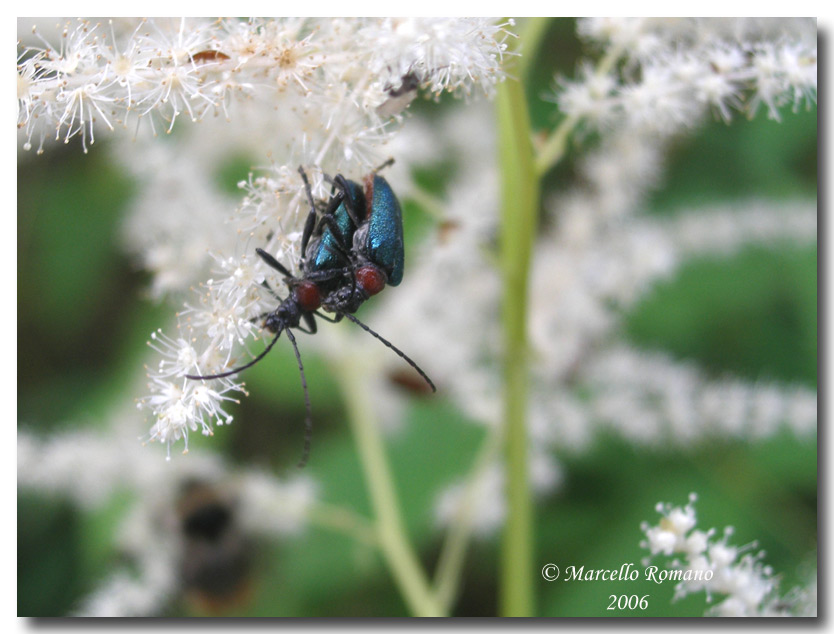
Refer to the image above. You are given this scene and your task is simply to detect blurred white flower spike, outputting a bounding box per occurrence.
[554,17,816,133]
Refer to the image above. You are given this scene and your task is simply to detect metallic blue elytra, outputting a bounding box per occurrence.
[361,174,404,286]
[309,179,365,280]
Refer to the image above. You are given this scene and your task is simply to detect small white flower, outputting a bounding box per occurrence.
[141,324,246,457]
[641,495,811,616]
[553,63,617,125]
[644,524,679,556]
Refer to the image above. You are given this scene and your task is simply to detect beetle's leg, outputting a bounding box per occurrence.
[323,173,363,228]
[314,310,344,324]
[294,311,318,334]
[298,167,318,257]
[335,174,363,228]
[256,247,294,278]
[300,169,348,252]
[314,219,356,265]
[300,207,317,261]
[304,265,353,285]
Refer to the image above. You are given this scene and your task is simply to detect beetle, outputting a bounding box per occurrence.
[187,163,435,466]
[304,161,405,316]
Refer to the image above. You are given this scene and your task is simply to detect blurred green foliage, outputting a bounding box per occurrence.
[18,18,816,617]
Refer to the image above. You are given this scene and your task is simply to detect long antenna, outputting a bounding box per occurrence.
[284,328,313,468]
[341,312,436,393]
[185,329,283,380]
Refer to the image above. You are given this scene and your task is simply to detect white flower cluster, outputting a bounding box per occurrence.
[641,494,816,616]
[18,18,514,154]
[21,17,515,456]
[18,423,316,615]
[557,17,816,133]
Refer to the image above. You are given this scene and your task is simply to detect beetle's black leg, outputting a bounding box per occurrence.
[294,312,318,335]
[315,177,348,226]
[314,184,360,257]
[314,310,344,323]
[298,166,337,258]
[324,173,364,228]
[300,207,317,260]
[304,266,353,285]
[332,174,364,228]
[256,248,294,278]
[315,225,354,264]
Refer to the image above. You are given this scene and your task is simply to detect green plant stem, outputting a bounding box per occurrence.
[496,56,539,616]
[336,356,444,617]
[303,500,378,548]
[534,112,580,177]
[408,184,448,222]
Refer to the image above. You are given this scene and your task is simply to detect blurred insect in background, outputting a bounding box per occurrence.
[177,481,252,614]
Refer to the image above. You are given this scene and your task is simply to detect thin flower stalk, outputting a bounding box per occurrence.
[334,349,444,616]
